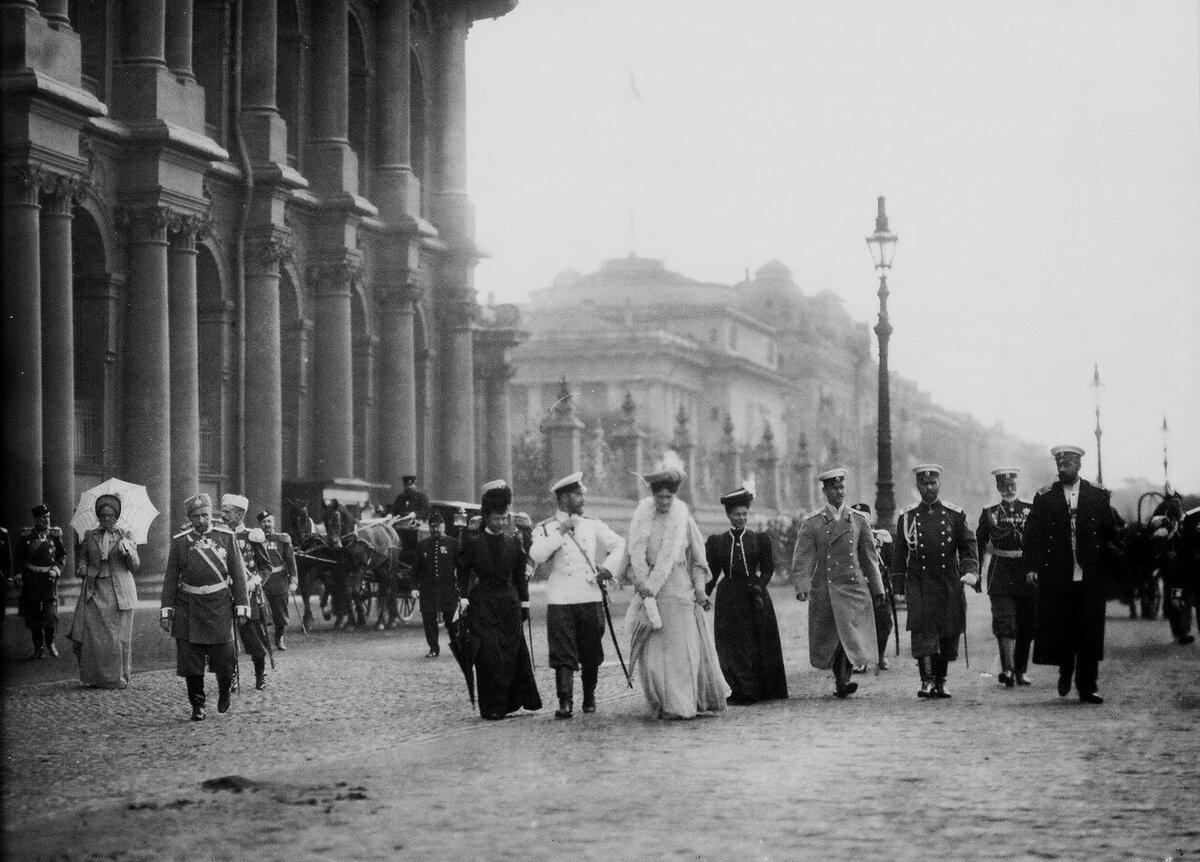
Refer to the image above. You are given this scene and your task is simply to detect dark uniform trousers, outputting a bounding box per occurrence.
[1057,582,1099,695]
[422,611,459,652]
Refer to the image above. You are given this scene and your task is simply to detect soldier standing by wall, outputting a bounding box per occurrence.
[256,511,298,651]
[892,465,981,699]
[15,505,67,659]
[976,468,1036,687]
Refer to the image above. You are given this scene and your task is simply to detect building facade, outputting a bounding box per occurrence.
[510,256,1052,521]
[1,0,519,578]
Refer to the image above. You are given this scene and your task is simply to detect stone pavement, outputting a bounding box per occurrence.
[2,584,1198,861]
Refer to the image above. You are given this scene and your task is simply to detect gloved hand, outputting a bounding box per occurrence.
[959,573,979,587]
[595,567,613,584]
[458,597,470,614]
[159,608,173,634]
[520,606,530,622]
[247,573,263,592]
[235,606,250,621]
[796,591,808,602]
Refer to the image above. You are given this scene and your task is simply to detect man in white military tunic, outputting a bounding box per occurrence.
[791,469,886,698]
[528,472,625,718]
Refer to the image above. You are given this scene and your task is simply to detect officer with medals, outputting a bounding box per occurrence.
[220,494,272,690]
[255,510,298,651]
[415,510,461,657]
[15,504,67,659]
[976,467,1036,687]
[528,472,625,718]
[891,465,981,699]
[160,494,249,720]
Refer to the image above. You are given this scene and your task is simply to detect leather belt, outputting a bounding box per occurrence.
[991,549,1023,559]
[180,581,229,595]
[25,563,55,573]
[271,565,285,573]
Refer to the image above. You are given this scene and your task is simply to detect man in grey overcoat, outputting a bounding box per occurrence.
[791,468,886,698]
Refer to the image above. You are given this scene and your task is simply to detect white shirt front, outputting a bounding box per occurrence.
[1063,482,1084,581]
[528,511,626,605]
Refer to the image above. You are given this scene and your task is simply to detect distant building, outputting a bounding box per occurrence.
[510,255,1051,519]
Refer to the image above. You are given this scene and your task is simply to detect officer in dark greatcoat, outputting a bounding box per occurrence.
[256,510,298,651]
[16,504,67,659]
[976,467,1036,687]
[160,494,249,721]
[414,510,461,657]
[1024,445,1122,704]
[221,494,272,690]
[891,465,980,699]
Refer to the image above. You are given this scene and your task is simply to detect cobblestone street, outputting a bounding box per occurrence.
[3,584,1198,861]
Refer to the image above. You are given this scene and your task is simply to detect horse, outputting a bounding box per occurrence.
[287,498,358,629]
[342,519,415,630]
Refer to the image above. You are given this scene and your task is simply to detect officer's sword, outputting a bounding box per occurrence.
[564,528,632,688]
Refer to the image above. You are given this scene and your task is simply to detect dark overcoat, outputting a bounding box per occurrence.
[458,530,542,717]
[705,529,787,701]
[161,525,249,644]
[416,534,461,614]
[892,500,980,639]
[1023,480,1120,665]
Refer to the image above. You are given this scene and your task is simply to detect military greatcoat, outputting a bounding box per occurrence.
[892,500,980,639]
[792,507,885,668]
[161,524,249,644]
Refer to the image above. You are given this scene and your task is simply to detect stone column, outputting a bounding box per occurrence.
[375,0,418,222]
[484,367,514,486]
[379,284,419,494]
[167,217,202,531]
[1,165,44,536]
[307,0,354,194]
[755,424,780,511]
[430,7,471,240]
[40,0,71,30]
[671,405,697,504]
[244,230,288,518]
[121,206,172,574]
[39,174,83,550]
[164,0,193,80]
[716,414,742,498]
[435,295,476,500]
[120,0,166,66]
[610,391,647,501]
[544,379,584,485]
[310,259,357,478]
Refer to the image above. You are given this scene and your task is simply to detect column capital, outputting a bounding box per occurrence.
[308,254,362,296]
[247,226,293,271]
[383,281,423,308]
[38,170,91,214]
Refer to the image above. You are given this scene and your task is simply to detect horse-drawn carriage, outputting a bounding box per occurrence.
[1111,490,1184,621]
[282,479,479,632]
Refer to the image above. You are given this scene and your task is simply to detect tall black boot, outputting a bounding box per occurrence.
[933,655,952,699]
[834,645,858,698]
[917,657,934,698]
[554,667,574,719]
[581,665,599,713]
[186,675,206,721]
[997,637,1015,687]
[29,629,44,660]
[44,627,58,657]
[274,623,286,651]
[254,656,266,691]
[217,675,233,713]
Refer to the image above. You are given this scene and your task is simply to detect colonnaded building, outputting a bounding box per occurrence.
[1,0,523,577]
[509,255,1052,523]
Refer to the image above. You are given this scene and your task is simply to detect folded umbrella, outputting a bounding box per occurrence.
[448,605,478,707]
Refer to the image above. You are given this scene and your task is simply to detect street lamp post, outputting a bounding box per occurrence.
[866,197,898,531]
[1090,363,1103,486]
[1161,415,1170,494]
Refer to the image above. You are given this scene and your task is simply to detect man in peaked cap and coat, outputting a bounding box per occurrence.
[161,494,250,720]
[977,467,1036,687]
[891,464,980,699]
[1023,445,1122,704]
[256,510,298,651]
[792,469,885,698]
[528,472,625,718]
[220,493,272,691]
[16,504,67,659]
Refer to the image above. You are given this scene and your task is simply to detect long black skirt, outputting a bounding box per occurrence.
[712,580,788,703]
[467,585,542,718]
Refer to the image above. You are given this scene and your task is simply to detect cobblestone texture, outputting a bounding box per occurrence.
[3,584,1198,861]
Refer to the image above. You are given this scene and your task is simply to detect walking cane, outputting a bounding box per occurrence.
[292,591,308,635]
[231,619,241,694]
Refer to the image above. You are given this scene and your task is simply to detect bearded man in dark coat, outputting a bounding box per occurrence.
[1024,445,1122,704]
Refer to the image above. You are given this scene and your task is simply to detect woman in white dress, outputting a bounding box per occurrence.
[621,467,729,719]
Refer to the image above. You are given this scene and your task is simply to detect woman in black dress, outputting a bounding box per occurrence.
[705,487,789,704]
[457,481,542,720]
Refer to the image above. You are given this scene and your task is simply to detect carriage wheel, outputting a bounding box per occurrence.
[398,593,419,623]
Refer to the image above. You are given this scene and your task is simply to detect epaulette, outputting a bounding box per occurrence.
[803,510,825,522]
[276,532,292,544]
[902,502,921,513]
[1187,506,1200,517]
[48,526,62,536]
[536,517,557,528]
[1036,484,1054,496]
[941,501,963,514]
[849,508,871,520]
[212,523,234,534]
[173,528,193,540]
[1017,499,1032,506]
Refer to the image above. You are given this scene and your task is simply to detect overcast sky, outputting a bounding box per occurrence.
[465,0,1200,493]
